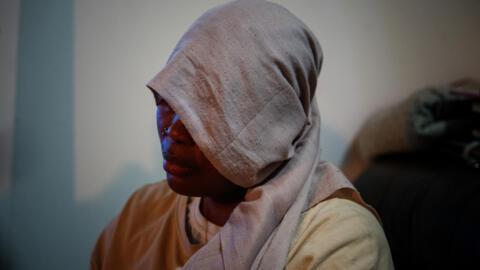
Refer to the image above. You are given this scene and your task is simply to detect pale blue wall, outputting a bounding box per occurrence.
[3,3,150,268]
[7,0,77,269]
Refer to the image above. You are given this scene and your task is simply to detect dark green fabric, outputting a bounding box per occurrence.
[406,84,480,168]
[409,86,479,141]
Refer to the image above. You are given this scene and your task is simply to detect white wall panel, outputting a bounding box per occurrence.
[74,0,480,201]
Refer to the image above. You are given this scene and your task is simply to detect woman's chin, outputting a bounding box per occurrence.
[166,173,202,197]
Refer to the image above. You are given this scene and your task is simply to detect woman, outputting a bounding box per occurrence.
[90,1,393,269]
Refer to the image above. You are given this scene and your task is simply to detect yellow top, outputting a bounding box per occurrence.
[90,181,393,270]
[287,196,393,269]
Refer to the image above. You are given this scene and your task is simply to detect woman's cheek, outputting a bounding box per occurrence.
[192,147,206,166]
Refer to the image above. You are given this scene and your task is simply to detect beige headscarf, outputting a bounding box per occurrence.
[147,1,370,269]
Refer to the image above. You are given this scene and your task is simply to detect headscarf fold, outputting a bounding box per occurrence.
[147,1,367,269]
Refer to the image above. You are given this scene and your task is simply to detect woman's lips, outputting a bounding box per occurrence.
[163,159,193,176]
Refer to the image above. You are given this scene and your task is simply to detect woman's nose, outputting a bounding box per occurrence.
[166,114,195,145]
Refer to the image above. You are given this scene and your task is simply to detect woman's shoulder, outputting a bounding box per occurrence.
[98,180,179,235]
[90,180,183,269]
[98,180,180,242]
[297,198,383,238]
[126,180,177,208]
[287,198,394,270]
[114,180,181,227]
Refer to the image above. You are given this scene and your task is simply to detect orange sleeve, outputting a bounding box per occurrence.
[89,216,119,270]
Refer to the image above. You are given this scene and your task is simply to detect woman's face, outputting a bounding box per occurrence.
[153,91,245,201]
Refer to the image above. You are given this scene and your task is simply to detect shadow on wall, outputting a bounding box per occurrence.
[1,161,160,270]
[74,163,160,268]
